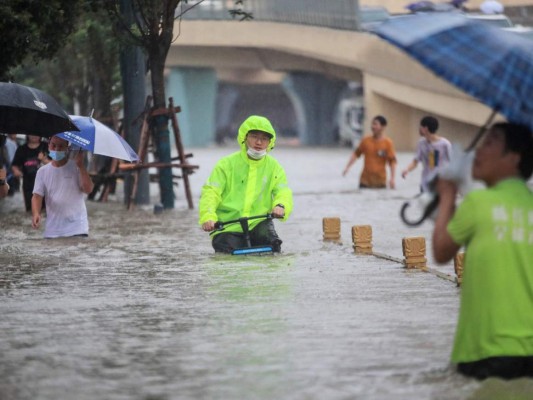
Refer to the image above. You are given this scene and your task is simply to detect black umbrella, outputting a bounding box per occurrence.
[0,82,79,137]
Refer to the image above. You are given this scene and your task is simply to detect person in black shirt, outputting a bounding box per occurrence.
[11,135,48,211]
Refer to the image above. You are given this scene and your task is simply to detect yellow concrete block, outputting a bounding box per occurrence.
[352,225,373,254]
[402,236,427,270]
[454,252,465,287]
[323,217,341,242]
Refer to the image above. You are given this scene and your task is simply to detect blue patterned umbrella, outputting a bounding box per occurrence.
[374,12,533,131]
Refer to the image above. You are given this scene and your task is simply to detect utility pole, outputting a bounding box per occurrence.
[120,0,150,205]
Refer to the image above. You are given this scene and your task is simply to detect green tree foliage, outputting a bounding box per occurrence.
[101,0,252,114]
[104,0,178,110]
[0,0,79,81]
[11,6,121,123]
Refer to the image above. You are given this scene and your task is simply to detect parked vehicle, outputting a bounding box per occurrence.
[336,87,364,148]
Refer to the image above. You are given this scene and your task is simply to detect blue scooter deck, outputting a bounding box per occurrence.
[231,245,274,255]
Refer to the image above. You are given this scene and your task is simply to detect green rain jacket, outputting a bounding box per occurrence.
[198,115,293,236]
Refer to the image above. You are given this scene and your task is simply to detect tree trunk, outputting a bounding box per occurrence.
[149,45,174,209]
[120,0,149,205]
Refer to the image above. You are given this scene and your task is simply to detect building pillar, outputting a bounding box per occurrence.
[214,84,240,144]
[282,72,346,145]
[166,67,217,147]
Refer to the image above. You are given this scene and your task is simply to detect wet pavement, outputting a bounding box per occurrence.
[1,146,532,399]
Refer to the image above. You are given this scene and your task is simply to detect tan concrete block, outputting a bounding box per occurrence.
[454,252,465,287]
[352,225,373,254]
[402,236,427,270]
[323,217,341,242]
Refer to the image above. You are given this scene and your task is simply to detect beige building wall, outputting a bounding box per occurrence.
[363,74,484,151]
[361,0,533,14]
[169,20,511,151]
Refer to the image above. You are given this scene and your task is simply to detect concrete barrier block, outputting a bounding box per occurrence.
[454,252,465,287]
[402,236,427,270]
[352,225,372,254]
[323,217,341,242]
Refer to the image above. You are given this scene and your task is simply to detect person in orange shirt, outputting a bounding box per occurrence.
[342,115,397,188]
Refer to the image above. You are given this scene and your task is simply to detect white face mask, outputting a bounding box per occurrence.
[247,148,267,160]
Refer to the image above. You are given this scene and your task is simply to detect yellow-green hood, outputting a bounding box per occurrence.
[237,115,276,153]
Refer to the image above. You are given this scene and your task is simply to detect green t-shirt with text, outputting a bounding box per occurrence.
[448,178,533,363]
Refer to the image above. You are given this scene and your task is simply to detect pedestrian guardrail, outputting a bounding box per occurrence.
[322,217,462,284]
[178,0,361,31]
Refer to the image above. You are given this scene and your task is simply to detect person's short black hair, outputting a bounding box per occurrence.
[420,116,439,133]
[247,129,273,139]
[373,115,387,126]
[492,122,533,179]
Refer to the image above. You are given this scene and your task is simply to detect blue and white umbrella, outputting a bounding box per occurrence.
[58,115,139,162]
[374,12,533,132]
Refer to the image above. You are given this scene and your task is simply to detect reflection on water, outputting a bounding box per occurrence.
[1,148,532,399]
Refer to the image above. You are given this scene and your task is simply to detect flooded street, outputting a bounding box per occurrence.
[1,146,531,399]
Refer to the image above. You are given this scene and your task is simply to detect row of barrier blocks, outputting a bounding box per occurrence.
[322,217,465,286]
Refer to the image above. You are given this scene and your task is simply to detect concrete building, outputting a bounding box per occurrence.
[165,1,533,150]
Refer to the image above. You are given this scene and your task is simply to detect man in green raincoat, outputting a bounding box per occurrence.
[199,115,293,253]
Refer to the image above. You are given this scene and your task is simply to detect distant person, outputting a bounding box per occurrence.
[4,133,20,195]
[0,165,9,199]
[342,115,397,189]
[480,0,504,14]
[199,115,293,253]
[38,147,51,166]
[401,116,452,192]
[11,135,47,211]
[432,122,533,380]
[87,155,115,201]
[450,0,468,10]
[0,136,10,199]
[32,135,94,238]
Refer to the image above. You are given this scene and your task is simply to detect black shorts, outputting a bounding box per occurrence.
[212,219,281,254]
[457,356,533,380]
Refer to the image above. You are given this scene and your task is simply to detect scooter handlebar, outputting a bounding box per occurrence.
[214,213,276,231]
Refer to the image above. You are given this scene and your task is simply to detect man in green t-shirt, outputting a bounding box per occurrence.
[433,122,533,380]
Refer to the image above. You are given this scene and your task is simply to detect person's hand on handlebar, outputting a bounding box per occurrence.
[202,220,216,232]
[271,204,285,219]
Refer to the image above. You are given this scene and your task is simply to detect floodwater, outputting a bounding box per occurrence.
[1,146,532,400]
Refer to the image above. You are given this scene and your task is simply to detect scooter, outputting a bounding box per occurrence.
[213,213,278,255]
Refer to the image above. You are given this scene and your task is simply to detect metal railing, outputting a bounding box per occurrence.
[178,0,361,31]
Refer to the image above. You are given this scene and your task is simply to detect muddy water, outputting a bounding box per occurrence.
[1,147,531,399]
